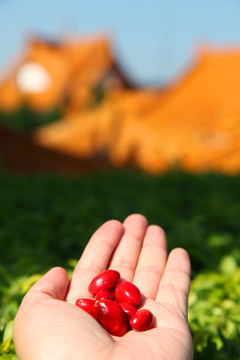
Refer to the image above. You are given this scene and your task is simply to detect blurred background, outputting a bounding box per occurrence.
[1,0,240,173]
[0,1,240,359]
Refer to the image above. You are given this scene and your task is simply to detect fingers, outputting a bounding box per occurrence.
[109,214,148,281]
[156,248,191,320]
[66,219,124,302]
[66,212,191,324]
[133,225,168,299]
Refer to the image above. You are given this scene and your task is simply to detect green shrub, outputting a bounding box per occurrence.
[0,104,61,134]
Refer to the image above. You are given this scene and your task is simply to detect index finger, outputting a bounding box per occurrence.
[66,220,124,303]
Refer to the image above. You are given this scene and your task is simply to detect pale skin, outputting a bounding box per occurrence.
[13,214,193,360]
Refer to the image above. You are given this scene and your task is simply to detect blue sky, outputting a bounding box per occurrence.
[1,0,240,85]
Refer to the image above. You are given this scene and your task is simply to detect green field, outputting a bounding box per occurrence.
[0,169,240,359]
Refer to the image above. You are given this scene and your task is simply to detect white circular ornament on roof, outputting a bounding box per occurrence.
[16,61,51,93]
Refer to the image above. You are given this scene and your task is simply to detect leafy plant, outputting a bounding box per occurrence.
[0,104,61,134]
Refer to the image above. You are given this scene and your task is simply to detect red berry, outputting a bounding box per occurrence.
[129,309,154,331]
[115,280,141,307]
[88,270,120,295]
[96,299,128,337]
[75,298,98,320]
[118,303,137,319]
[95,289,115,301]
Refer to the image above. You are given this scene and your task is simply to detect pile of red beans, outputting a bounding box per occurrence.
[75,269,154,337]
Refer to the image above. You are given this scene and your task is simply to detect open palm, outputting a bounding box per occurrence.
[14,214,193,360]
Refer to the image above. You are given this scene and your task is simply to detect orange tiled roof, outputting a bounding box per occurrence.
[33,46,240,174]
[0,35,132,113]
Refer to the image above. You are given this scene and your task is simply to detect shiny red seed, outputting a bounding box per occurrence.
[129,309,154,331]
[118,303,137,319]
[75,298,98,320]
[96,299,128,337]
[88,270,120,295]
[95,289,115,301]
[115,280,142,307]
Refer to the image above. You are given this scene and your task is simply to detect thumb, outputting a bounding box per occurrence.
[22,267,70,306]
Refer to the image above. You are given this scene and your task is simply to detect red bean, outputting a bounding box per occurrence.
[95,289,115,301]
[88,270,120,295]
[118,302,137,319]
[115,280,142,307]
[96,299,128,337]
[129,309,154,331]
[75,298,98,320]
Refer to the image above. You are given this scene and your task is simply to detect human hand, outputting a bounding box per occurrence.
[14,214,193,360]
